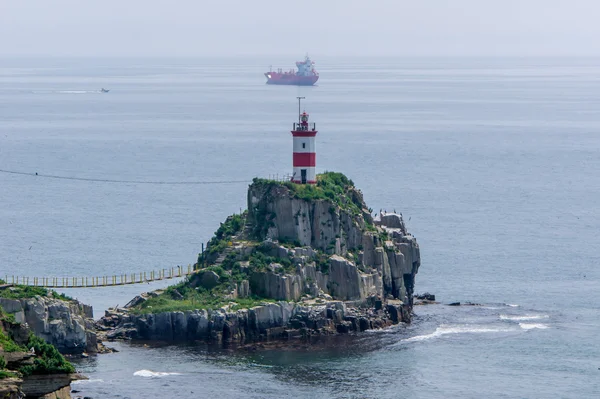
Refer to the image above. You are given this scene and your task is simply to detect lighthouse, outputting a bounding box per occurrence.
[291,97,318,184]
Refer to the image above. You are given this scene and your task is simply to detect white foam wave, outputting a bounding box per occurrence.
[133,369,182,378]
[506,304,519,307]
[71,378,104,384]
[500,314,549,321]
[519,323,549,330]
[58,90,89,94]
[402,324,514,343]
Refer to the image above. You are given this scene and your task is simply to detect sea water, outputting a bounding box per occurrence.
[1,56,599,398]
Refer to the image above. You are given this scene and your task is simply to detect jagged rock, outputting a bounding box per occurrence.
[0,377,22,399]
[105,174,422,346]
[416,293,436,301]
[1,296,97,355]
[237,280,250,298]
[249,271,302,301]
[98,297,410,345]
[0,299,26,324]
[190,270,220,290]
[124,295,146,308]
[248,184,366,253]
[378,212,406,231]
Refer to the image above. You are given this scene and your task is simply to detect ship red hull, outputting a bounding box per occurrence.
[264,72,318,86]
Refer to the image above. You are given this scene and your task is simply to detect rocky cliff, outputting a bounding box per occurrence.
[1,302,84,398]
[99,172,421,345]
[0,295,97,355]
[245,174,419,305]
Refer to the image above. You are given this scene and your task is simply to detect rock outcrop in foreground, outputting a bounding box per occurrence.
[0,296,85,399]
[99,172,421,345]
[0,295,97,355]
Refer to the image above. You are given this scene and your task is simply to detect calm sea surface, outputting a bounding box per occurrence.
[1,56,599,398]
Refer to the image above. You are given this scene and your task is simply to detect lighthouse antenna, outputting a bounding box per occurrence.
[296,96,305,125]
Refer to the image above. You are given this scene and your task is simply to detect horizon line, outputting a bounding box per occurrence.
[2,53,600,58]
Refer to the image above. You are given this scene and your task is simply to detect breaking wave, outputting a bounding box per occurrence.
[71,379,104,384]
[402,324,515,343]
[133,369,183,378]
[519,323,550,330]
[500,314,549,321]
[58,90,92,94]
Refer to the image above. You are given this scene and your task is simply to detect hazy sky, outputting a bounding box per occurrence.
[1,0,599,57]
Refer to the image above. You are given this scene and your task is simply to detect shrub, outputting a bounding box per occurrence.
[19,335,75,376]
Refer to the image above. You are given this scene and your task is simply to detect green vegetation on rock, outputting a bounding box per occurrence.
[0,282,71,301]
[198,213,246,265]
[0,330,25,353]
[18,335,75,376]
[130,278,274,315]
[0,356,16,379]
[0,306,75,379]
[252,171,364,217]
[0,306,26,353]
[0,370,17,379]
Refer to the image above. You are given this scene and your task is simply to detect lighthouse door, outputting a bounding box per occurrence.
[301,169,307,184]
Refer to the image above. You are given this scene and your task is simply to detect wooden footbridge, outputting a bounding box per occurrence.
[4,265,195,288]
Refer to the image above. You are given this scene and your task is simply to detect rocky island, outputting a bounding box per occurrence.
[99,172,421,345]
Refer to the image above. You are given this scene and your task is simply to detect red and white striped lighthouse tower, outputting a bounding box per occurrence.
[291,97,318,184]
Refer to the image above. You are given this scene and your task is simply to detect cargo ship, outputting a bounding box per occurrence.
[264,55,319,86]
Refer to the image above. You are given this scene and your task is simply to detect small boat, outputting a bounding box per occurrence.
[100,88,110,93]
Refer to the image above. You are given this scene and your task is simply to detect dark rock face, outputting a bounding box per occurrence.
[98,299,413,344]
[416,292,436,301]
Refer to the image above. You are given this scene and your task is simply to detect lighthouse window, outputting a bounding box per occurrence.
[302,142,306,149]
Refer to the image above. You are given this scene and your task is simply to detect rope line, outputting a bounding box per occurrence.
[0,168,250,185]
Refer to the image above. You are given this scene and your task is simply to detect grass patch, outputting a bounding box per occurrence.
[0,353,17,379]
[0,370,18,379]
[248,252,294,274]
[1,312,16,324]
[0,285,71,301]
[130,283,275,315]
[253,171,365,222]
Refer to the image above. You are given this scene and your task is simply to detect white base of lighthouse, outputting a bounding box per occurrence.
[291,166,316,184]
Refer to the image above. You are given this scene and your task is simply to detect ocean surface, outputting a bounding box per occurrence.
[1,56,599,398]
